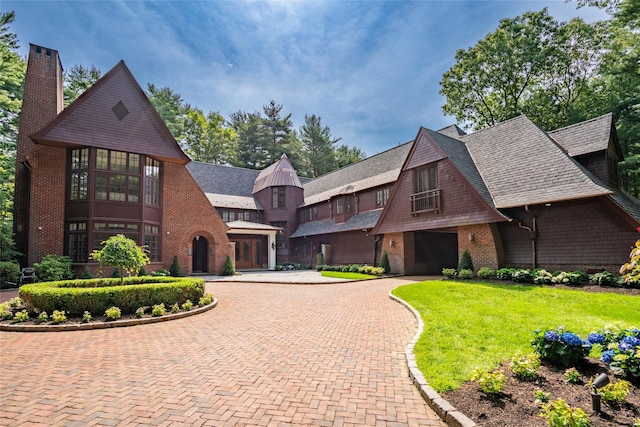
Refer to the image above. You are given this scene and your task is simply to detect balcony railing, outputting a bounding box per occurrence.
[410,189,441,215]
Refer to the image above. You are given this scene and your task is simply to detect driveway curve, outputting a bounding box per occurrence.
[0,278,446,426]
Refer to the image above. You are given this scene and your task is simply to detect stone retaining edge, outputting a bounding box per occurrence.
[0,298,218,332]
[389,290,477,427]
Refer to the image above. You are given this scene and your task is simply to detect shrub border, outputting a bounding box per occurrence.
[0,298,217,332]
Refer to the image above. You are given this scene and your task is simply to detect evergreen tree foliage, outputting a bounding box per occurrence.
[63,64,101,107]
[169,255,181,277]
[458,249,474,272]
[380,251,391,274]
[222,255,235,276]
[299,114,340,177]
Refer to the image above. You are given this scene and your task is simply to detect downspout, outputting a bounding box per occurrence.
[518,205,537,269]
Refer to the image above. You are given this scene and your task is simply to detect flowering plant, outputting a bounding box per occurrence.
[598,327,640,383]
[532,326,591,367]
[619,229,640,285]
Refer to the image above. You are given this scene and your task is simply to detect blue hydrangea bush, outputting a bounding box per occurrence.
[593,327,640,384]
[532,326,592,367]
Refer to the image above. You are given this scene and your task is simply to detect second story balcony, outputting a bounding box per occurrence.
[410,189,441,215]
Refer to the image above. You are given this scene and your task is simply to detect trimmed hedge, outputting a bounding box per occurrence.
[19,276,205,316]
[317,264,385,276]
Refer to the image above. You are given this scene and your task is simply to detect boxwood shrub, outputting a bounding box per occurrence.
[19,276,205,316]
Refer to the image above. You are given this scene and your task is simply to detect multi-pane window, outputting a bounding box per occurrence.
[272,186,286,209]
[345,196,352,213]
[271,221,286,248]
[222,211,251,222]
[417,165,437,193]
[67,222,87,262]
[376,188,390,207]
[95,149,140,202]
[93,222,139,249]
[412,164,440,213]
[69,148,89,200]
[144,224,159,262]
[299,206,318,223]
[336,198,344,214]
[145,157,160,207]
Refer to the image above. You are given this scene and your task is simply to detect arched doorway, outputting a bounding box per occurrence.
[192,236,208,273]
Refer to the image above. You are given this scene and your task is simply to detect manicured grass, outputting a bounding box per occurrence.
[320,271,377,280]
[392,280,640,393]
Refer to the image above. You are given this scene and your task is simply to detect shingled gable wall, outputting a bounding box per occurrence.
[14,45,66,267]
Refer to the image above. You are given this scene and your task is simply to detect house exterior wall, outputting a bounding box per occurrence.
[498,198,637,272]
[457,223,503,271]
[575,152,608,186]
[296,231,377,266]
[163,162,232,275]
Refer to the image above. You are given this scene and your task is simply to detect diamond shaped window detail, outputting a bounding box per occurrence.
[112,101,129,121]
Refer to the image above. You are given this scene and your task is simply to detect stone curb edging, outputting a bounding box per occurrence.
[0,298,218,332]
[388,290,477,427]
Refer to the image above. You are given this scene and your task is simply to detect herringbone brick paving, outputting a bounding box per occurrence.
[0,278,446,426]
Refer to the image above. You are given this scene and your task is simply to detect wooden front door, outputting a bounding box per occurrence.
[234,238,262,269]
[192,236,208,273]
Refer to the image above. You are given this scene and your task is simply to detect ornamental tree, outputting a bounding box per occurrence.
[91,234,150,285]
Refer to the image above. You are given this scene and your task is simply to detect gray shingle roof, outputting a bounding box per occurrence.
[290,210,382,238]
[462,115,611,208]
[548,113,612,157]
[187,161,262,209]
[437,124,467,139]
[302,143,412,206]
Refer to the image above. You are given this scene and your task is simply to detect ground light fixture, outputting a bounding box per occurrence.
[591,373,610,413]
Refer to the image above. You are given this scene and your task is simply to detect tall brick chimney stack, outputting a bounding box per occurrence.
[14,44,65,267]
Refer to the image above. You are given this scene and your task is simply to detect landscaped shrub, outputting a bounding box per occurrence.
[0,261,20,287]
[275,263,305,271]
[0,303,12,320]
[620,235,640,285]
[34,254,74,282]
[12,310,29,323]
[589,271,620,286]
[82,311,92,323]
[51,310,66,324]
[222,255,235,276]
[137,266,147,277]
[19,276,205,316]
[151,269,169,277]
[316,253,325,267]
[458,269,474,280]
[539,399,590,427]
[534,390,550,404]
[442,268,457,279]
[532,326,591,367]
[171,303,180,313]
[199,293,213,306]
[135,307,145,318]
[78,267,93,279]
[497,268,515,280]
[512,269,533,283]
[471,368,506,395]
[92,234,150,285]
[477,267,495,279]
[104,306,121,321]
[599,328,640,383]
[151,303,165,317]
[509,352,540,381]
[169,255,181,277]
[564,368,581,384]
[318,264,384,276]
[181,300,193,311]
[534,269,553,285]
[458,248,474,272]
[551,271,584,285]
[598,379,631,403]
[111,267,121,278]
[380,251,390,274]
[37,311,48,323]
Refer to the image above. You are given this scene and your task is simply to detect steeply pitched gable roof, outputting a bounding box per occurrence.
[302,142,412,206]
[548,113,619,158]
[30,61,189,164]
[187,161,262,209]
[437,124,466,138]
[462,115,611,208]
[252,154,303,194]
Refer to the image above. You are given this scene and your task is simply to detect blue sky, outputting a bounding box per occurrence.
[3,0,608,156]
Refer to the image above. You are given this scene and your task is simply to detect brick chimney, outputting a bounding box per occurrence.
[14,44,65,267]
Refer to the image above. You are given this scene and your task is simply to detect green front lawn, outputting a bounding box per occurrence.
[320,271,377,280]
[392,280,640,393]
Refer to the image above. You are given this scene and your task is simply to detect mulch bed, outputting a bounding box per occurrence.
[443,360,639,426]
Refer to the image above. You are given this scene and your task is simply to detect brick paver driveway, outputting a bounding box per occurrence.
[1,278,446,426]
